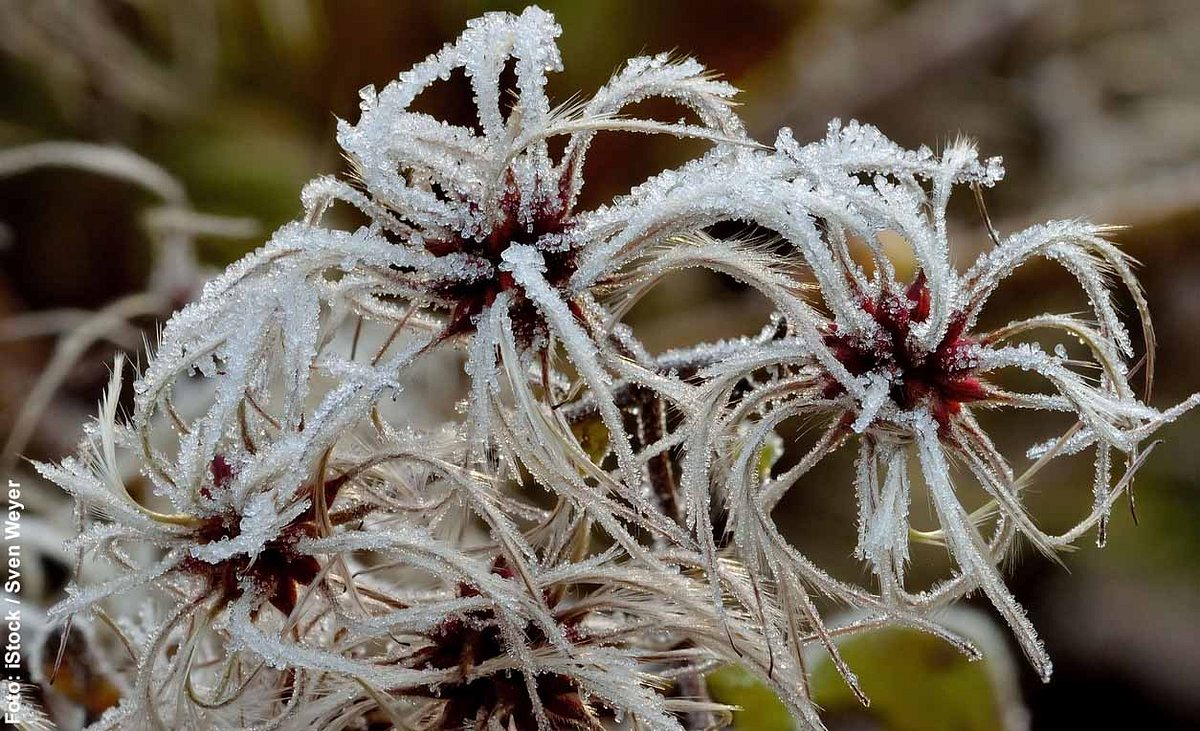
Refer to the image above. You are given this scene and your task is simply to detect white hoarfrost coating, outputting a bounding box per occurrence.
[34,6,1197,731]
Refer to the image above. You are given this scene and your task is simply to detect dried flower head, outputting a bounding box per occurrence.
[331,7,742,343]
[676,121,1200,683]
[30,7,1198,731]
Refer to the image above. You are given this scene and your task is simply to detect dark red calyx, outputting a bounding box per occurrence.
[905,271,931,323]
[186,456,346,615]
[429,173,576,341]
[823,272,988,431]
[413,558,591,728]
[201,454,235,500]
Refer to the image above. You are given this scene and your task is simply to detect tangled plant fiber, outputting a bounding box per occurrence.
[32,6,1198,730]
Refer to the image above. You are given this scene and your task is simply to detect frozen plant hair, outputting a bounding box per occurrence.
[33,7,1198,731]
[670,121,1200,683]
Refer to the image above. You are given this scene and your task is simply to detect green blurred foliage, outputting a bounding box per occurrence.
[710,626,1011,731]
[708,664,799,731]
[809,629,1003,731]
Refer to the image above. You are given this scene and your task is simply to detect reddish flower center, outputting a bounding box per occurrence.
[823,272,988,430]
[182,455,344,615]
[409,558,590,728]
[426,173,576,341]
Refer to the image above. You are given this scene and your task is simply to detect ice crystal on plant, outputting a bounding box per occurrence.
[332,5,746,348]
[677,120,1200,685]
[29,6,1198,731]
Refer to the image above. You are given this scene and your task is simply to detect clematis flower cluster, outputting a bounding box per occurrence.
[32,6,1197,730]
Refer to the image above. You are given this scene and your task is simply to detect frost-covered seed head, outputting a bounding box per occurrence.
[822,271,987,431]
[27,8,1200,731]
[332,5,746,346]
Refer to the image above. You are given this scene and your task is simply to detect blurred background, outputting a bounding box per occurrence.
[1,1,1198,729]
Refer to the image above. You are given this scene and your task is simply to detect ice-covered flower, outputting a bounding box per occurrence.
[679,120,1200,682]
[327,6,760,515]
[32,354,399,726]
[328,7,745,339]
